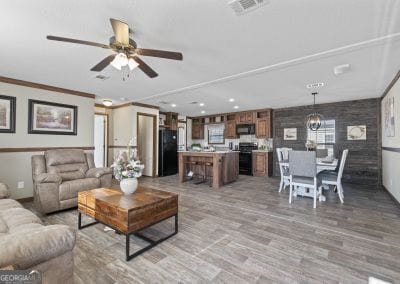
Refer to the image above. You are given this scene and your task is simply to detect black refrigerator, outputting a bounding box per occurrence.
[158,129,178,176]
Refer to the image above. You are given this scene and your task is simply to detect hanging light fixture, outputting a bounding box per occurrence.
[306,92,323,131]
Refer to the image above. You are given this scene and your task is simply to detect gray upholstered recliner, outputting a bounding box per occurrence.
[0,182,76,283]
[32,149,112,214]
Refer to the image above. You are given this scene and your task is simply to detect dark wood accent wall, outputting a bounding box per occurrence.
[273,98,381,186]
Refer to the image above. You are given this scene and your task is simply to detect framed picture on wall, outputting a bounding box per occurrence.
[284,128,297,140]
[347,125,366,140]
[0,95,16,133]
[28,99,78,135]
[384,97,395,137]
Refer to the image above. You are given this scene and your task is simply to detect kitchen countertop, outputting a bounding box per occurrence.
[252,150,273,153]
[178,150,240,154]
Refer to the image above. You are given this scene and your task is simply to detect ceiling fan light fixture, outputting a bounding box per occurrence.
[128,58,139,70]
[110,53,128,70]
[102,99,113,107]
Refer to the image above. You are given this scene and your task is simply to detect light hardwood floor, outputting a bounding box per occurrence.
[35,175,400,283]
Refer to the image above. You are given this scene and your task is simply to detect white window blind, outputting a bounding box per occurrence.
[307,119,336,156]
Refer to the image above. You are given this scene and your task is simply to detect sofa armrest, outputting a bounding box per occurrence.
[0,224,76,269]
[86,167,112,178]
[34,173,62,184]
[0,183,10,199]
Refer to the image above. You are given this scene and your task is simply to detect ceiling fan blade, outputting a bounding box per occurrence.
[135,48,183,60]
[131,56,158,78]
[90,54,116,72]
[110,18,129,45]
[46,35,110,49]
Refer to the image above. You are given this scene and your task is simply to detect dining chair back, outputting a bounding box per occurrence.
[289,151,316,178]
[336,149,349,182]
[280,147,292,161]
[288,151,320,208]
[276,148,290,192]
[319,149,349,203]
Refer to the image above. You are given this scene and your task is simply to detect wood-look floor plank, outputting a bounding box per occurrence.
[24,175,400,283]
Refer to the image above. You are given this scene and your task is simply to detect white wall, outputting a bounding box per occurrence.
[382,74,400,202]
[0,82,94,199]
[111,105,159,175]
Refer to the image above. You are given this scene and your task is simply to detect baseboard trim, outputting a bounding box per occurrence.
[0,146,94,153]
[16,197,33,203]
[382,185,400,208]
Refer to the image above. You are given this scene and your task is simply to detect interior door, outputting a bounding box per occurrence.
[94,114,107,167]
[138,114,155,177]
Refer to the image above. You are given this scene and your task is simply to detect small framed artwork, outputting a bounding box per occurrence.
[28,99,77,135]
[347,125,366,140]
[0,95,16,133]
[284,128,297,140]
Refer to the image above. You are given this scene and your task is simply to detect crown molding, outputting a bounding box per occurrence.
[0,76,95,99]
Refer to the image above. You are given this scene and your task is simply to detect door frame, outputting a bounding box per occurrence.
[137,112,157,177]
[94,113,109,167]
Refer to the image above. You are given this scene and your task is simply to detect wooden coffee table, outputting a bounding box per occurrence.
[77,186,178,261]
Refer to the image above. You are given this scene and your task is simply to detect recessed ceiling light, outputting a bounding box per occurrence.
[233,106,239,109]
[102,99,113,107]
[229,98,235,102]
[201,110,205,114]
[120,97,127,101]
[171,104,177,107]
[199,103,205,107]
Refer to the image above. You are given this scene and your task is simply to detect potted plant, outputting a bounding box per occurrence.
[111,151,144,194]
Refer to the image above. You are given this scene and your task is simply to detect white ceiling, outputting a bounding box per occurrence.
[1,0,400,115]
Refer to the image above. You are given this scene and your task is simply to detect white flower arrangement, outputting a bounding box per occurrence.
[111,150,145,181]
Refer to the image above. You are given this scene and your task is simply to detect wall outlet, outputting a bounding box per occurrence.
[17,181,25,189]
[390,179,393,187]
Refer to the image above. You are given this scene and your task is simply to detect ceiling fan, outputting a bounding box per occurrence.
[47,18,183,78]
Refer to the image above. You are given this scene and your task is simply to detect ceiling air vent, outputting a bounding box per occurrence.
[229,0,269,16]
[158,101,171,105]
[95,74,110,81]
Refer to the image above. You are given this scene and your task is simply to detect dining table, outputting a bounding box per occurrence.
[280,157,339,201]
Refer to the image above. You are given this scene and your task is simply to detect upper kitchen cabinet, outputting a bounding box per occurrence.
[236,111,256,124]
[225,120,237,139]
[192,118,204,139]
[255,110,272,138]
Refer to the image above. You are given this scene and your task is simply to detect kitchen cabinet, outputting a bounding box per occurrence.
[256,118,271,138]
[252,151,273,177]
[236,112,255,124]
[255,110,272,138]
[224,120,237,139]
[192,121,204,139]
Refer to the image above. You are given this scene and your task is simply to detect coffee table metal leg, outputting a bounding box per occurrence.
[125,213,178,261]
[78,212,99,230]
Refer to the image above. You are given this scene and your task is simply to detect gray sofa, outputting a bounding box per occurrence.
[32,149,112,214]
[0,182,76,283]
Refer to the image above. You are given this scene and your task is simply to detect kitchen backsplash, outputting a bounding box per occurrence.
[191,134,273,150]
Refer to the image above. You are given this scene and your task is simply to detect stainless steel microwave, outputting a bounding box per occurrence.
[236,124,255,135]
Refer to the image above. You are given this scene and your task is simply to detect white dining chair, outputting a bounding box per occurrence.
[289,151,320,208]
[318,149,348,203]
[276,148,290,192]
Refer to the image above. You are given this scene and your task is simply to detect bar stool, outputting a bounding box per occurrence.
[184,160,204,184]
[204,161,213,187]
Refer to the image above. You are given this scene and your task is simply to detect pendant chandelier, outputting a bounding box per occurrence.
[306,92,323,131]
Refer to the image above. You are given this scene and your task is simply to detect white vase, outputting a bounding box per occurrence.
[120,178,138,195]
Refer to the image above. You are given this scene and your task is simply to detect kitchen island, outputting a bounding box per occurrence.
[178,151,239,189]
